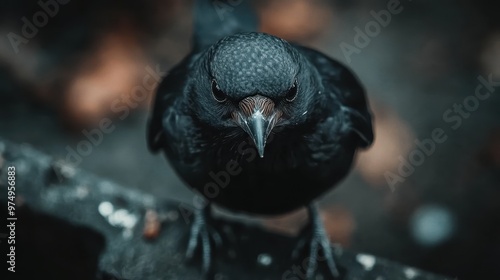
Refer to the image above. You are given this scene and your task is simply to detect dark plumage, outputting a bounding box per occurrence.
[147,0,373,278]
[148,32,373,215]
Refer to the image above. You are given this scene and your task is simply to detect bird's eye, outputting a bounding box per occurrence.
[285,80,298,102]
[211,80,227,102]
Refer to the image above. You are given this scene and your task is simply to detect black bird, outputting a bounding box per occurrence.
[148,0,374,278]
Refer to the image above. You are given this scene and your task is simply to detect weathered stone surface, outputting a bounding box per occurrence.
[0,138,449,280]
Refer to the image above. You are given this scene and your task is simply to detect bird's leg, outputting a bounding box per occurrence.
[185,204,222,278]
[292,204,340,279]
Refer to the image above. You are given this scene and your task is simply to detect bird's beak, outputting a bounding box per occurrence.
[233,95,280,158]
[239,110,275,158]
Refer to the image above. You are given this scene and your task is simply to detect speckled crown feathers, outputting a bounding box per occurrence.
[208,33,299,99]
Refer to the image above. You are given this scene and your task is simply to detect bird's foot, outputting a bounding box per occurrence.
[185,205,222,278]
[292,205,340,280]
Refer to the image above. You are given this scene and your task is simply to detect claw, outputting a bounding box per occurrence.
[185,204,222,278]
[292,237,308,259]
[293,205,340,279]
[186,207,205,259]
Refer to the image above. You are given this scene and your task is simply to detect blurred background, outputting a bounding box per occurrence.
[1,0,499,279]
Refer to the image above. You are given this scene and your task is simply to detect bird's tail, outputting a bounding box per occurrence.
[193,0,258,50]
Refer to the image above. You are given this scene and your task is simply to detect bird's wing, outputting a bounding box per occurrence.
[147,54,206,168]
[297,46,374,148]
[147,58,189,153]
[147,67,208,189]
[193,0,258,51]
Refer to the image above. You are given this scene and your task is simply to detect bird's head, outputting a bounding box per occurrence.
[188,33,320,158]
